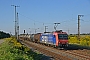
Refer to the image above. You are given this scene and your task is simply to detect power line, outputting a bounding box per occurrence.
[19,13,81,28]
[19,13,45,23]
[18,13,55,24]
[84,14,90,16]
[60,18,77,23]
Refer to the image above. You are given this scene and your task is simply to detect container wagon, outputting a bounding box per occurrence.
[34,33,41,43]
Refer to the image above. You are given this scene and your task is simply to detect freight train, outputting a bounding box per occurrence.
[19,30,68,47]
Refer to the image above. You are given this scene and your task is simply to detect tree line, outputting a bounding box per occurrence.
[0,31,10,39]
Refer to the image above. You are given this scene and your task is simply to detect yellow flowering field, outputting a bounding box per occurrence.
[69,35,90,46]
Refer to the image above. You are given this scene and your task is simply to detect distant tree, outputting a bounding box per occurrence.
[0,31,10,39]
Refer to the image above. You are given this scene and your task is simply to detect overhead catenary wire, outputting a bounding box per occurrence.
[18,13,53,24]
[18,13,77,30]
[19,13,80,25]
[80,14,90,22]
[18,13,90,34]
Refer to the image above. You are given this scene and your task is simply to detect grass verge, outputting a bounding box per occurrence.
[0,37,43,60]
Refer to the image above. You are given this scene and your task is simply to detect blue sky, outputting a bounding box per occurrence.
[0,0,90,34]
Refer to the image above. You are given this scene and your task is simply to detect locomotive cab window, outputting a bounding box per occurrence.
[58,34,68,40]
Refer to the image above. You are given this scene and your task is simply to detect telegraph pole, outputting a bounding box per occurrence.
[45,26,48,32]
[54,23,60,31]
[78,15,84,41]
[11,5,20,39]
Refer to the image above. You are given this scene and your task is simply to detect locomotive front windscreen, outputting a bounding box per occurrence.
[58,34,68,40]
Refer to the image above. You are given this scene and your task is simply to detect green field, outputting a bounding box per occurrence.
[0,37,43,60]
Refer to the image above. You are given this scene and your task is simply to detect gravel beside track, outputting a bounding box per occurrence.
[21,40,71,60]
[20,40,90,60]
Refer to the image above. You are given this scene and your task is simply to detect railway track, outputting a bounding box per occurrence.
[64,51,90,60]
[20,40,90,60]
[72,50,90,56]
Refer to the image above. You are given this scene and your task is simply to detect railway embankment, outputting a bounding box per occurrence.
[20,40,90,60]
[0,37,49,60]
